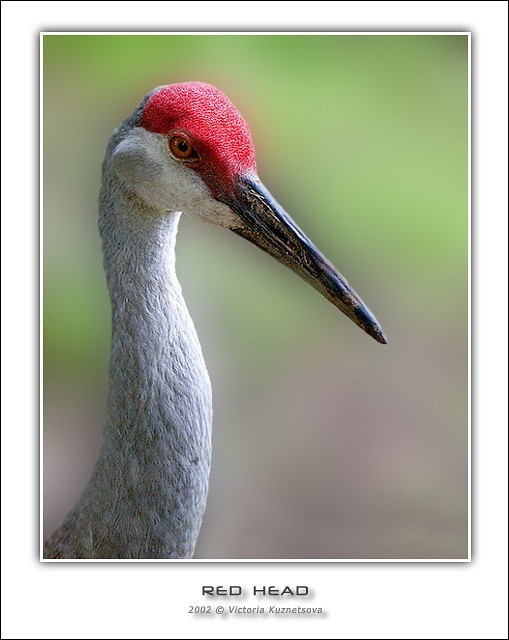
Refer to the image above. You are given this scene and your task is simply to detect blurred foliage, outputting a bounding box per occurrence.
[43,35,468,559]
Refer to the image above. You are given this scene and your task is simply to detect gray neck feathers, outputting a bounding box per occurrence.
[44,170,213,559]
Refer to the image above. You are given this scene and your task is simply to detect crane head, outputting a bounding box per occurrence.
[111,82,386,344]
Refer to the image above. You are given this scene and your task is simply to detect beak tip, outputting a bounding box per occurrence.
[363,320,387,344]
[353,303,387,344]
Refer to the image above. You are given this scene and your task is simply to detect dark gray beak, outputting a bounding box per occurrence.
[221,174,386,344]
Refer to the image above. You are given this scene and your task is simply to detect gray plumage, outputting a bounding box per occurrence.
[44,83,385,560]
[45,94,212,559]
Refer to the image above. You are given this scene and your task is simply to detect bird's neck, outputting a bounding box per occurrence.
[46,183,213,559]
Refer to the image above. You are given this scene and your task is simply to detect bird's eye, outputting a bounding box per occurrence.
[169,135,197,160]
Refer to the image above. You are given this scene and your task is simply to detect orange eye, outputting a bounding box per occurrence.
[169,135,197,160]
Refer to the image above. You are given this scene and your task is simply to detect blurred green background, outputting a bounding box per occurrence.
[43,34,468,559]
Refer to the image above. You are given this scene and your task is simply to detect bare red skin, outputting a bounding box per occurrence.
[141,82,256,198]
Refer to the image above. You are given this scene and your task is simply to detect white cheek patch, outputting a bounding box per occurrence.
[110,128,243,230]
[111,130,180,210]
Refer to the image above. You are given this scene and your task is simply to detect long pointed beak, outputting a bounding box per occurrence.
[221,174,387,344]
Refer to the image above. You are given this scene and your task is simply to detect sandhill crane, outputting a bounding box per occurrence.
[43,82,386,559]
